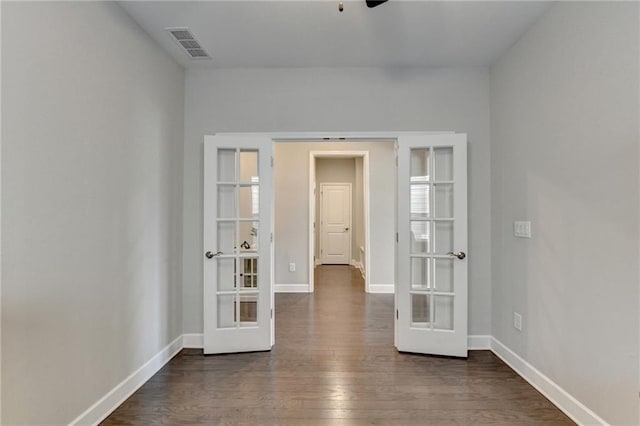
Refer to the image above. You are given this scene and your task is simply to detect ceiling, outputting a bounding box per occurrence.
[119,1,551,69]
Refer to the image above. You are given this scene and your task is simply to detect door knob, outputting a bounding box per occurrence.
[344,227,349,231]
[447,251,466,260]
[205,251,223,259]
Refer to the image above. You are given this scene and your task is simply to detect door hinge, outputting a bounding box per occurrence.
[271,156,274,168]
[396,309,399,320]
[271,308,273,319]
[396,232,399,243]
[271,232,273,243]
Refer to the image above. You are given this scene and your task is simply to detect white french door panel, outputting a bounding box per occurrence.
[203,134,273,354]
[396,134,468,357]
[320,183,352,265]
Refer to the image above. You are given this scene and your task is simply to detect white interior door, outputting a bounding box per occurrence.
[203,134,273,354]
[396,134,468,357]
[320,183,352,265]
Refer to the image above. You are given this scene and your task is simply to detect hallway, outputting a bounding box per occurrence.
[103,266,572,425]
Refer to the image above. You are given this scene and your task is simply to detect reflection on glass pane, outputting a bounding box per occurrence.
[433,296,454,330]
[239,294,258,325]
[434,221,453,254]
[217,258,236,291]
[217,221,236,254]
[411,293,430,325]
[218,149,236,182]
[239,150,259,183]
[434,147,453,181]
[434,258,454,292]
[217,294,237,329]
[410,221,430,254]
[410,149,430,181]
[241,258,258,289]
[239,186,259,218]
[239,222,258,253]
[217,185,236,218]
[410,258,430,290]
[410,184,429,219]
[433,184,454,218]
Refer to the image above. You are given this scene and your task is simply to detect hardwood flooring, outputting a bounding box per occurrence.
[103,265,574,425]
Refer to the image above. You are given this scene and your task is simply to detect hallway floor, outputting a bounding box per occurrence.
[103,265,573,425]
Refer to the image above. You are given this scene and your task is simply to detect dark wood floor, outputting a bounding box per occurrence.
[103,265,573,425]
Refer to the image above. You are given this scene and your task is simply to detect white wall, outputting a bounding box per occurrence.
[314,157,358,261]
[1,2,184,424]
[277,143,393,288]
[183,67,492,335]
[490,2,639,424]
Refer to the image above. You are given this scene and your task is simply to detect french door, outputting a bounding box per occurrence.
[396,134,468,357]
[203,134,273,354]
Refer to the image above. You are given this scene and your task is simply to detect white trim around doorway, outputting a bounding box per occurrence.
[309,151,371,293]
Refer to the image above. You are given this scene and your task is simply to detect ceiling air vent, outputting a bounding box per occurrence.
[166,27,211,60]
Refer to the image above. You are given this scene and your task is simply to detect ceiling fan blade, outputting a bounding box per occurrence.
[366,0,389,8]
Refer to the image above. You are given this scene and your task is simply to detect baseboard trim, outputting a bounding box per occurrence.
[490,337,608,426]
[274,283,310,293]
[467,335,491,350]
[183,333,204,349]
[352,261,365,278]
[69,335,183,426]
[368,284,394,293]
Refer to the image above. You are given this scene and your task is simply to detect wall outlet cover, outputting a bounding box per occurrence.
[514,221,532,238]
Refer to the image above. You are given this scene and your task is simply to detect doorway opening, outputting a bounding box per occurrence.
[310,151,371,293]
[271,140,396,295]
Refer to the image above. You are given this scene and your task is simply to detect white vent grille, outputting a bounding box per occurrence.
[166,27,211,60]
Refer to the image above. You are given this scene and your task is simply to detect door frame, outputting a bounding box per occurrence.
[309,151,370,292]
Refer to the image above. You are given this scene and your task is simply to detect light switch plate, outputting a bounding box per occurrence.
[514,221,532,238]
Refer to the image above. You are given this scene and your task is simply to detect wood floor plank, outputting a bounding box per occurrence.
[103,265,574,425]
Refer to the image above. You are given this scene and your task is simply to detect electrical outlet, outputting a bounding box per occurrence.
[514,312,523,331]
[289,262,296,272]
[514,221,532,238]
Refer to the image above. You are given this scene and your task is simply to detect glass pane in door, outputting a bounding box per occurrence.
[433,296,454,330]
[217,258,236,291]
[217,221,236,254]
[410,258,430,290]
[218,149,236,182]
[433,184,454,218]
[434,221,453,254]
[411,294,430,326]
[434,258,454,292]
[217,185,236,218]
[410,149,430,180]
[239,150,258,182]
[240,258,258,289]
[434,147,453,181]
[217,294,237,329]
[410,221,429,254]
[239,186,259,218]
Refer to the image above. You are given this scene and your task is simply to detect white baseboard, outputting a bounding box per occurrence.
[490,337,607,426]
[368,284,394,293]
[467,335,491,350]
[275,283,310,293]
[315,259,321,266]
[69,335,183,426]
[183,333,204,349]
